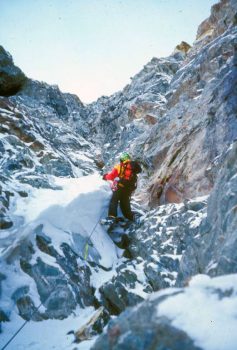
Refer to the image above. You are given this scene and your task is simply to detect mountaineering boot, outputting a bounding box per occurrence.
[100,216,116,227]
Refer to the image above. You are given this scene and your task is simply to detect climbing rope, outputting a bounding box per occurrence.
[1,208,107,350]
[1,267,69,350]
[83,207,106,260]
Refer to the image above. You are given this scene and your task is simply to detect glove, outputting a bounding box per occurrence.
[102,174,107,180]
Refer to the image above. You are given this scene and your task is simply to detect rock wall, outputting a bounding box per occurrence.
[178,141,237,284]
[86,0,237,207]
[0,47,100,230]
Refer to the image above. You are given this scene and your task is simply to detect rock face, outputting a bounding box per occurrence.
[0,80,99,229]
[95,197,208,315]
[0,57,101,322]
[92,296,201,350]
[178,141,237,283]
[17,232,94,320]
[86,0,237,207]
[195,0,237,50]
[86,53,184,167]
[145,28,237,205]
[0,46,27,96]
[92,274,237,350]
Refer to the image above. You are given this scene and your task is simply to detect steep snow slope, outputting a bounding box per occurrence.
[2,175,117,267]
[0,175,119,349]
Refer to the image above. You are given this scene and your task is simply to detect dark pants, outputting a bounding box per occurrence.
[108,188,134,221]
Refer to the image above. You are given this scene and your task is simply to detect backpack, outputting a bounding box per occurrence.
[118,160,142,191]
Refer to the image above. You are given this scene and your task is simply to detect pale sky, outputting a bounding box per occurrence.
[0,0,217,103]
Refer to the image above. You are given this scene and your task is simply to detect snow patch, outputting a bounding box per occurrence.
[158,274,237,350]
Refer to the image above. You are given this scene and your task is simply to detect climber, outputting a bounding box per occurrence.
[102,152,142,223]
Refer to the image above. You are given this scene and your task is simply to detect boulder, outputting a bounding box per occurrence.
[0,46,27,96]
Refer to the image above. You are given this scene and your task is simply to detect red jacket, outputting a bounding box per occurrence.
[104,160,132,181]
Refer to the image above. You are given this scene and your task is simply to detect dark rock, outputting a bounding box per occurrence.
[0,309,9,322]
[0,46,27,96]
[16,295,45,321]
[20,257,77,318]
[144,263,170,291]
[99,279,143,315]
[17,190,28,197]
[0,216,13,229]
[11,286,30,302]
[92,290,201,350]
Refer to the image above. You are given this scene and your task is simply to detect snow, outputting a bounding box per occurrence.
[157,274,237,350]
[0,174,123,350]
[3,174,118,268]
[189,213,203,228]
[0,306,97,350]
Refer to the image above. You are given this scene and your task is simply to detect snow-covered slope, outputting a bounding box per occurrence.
[0,175,120,349]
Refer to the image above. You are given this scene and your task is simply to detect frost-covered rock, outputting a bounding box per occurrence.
[86,0,237,206]
[95,197,208,313]
[0,85,98,228]
[92,274,237,350]
[86,52,184,167]
[0,175,117,333]
[178,141,237,283]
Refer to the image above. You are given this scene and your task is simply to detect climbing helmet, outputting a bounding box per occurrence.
[120,152,131,162]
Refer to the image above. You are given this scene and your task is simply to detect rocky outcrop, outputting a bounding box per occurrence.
[195,0,237,50]
[17,232,94,319]
[141,0,237,205]
[86,52,184,168]
[92,274,237,350]
[85,0,237,207]
[95,197,208,314]
[0,46,27,96]
[178,141,237,283]
[0,79,100,229]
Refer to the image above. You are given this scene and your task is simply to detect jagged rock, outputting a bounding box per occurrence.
[35,232,95,313]
[99,278,143,315]
[174,41,192,54]
[20,257,78,319]
[86,53,183,167]
[96,199,207,317]
[16,295,45,321]
[0,46,27,96]
[93,274,237,350]
[145,23,237,205]
[196,0,237,46]
[92,289,201,350]
[178,141,237,283]
[0,75,98,229]
[82,1,237,206]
